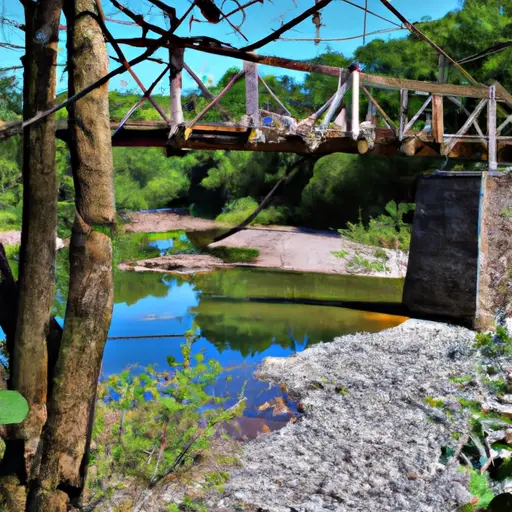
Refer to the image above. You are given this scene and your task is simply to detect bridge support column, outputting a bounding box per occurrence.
[403,171,512,329]
[244,61,259,127]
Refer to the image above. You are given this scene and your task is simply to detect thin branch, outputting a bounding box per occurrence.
[91,4,171,123]
[0,42,24,50]
[113,64,170,137]
[363,0,368,45]
[116,36,345,77]
[342,0,401,28]
[0,43,161,141]
[0,66,23,73]
[279,27,404,42]
[212,157,309,244]
[110,0,165,35]
[458,41,512,65]
[242,0,333,51]
[379,0,476,85]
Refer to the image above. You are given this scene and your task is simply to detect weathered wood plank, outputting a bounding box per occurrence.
[366,99,377,124]
[360,73,489,99]
[362,85,398,136]
[170,48,184,127]
[335,107,348,131]
[447,96,485,139]
[431,95,444,143]
[258,75,292,117]
[320,74,352,129]
[185,70,245,139]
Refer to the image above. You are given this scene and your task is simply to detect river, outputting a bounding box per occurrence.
[102,231,407,434]
[3,230,408,436]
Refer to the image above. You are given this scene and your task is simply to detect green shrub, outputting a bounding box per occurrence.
[216,197,290,226]
[475,326,512,361]
[88,334,245,495]
[208,246,259,263]
[339,201,414,251]
[331,250,349,259]
[347,252,390,273]
[3,244,19,279]
[468,469,495,510]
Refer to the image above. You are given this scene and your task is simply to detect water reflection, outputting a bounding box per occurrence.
[106,268,407,427]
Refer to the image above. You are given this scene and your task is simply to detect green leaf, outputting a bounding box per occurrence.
[0,390,29,425]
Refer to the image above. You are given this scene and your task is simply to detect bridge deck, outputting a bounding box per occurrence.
[56,120,512,162]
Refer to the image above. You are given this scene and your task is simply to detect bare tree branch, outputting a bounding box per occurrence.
[242,0,333,51]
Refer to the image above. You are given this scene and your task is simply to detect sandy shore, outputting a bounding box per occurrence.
[124,211,409,278]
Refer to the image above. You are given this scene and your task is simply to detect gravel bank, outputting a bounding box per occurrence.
[215,320,478,512]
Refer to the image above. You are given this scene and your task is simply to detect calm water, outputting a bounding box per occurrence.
[4,231,408,431]
[102,232,407,428]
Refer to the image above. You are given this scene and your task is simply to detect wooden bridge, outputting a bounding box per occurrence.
[56,55,512,166]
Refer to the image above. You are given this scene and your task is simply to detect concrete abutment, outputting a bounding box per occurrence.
[403,171,512,330]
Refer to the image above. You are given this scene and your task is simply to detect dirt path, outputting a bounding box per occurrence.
[124,211,409,278]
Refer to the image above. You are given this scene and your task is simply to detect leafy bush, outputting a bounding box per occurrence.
[3,244,19,279]
[208,246,259,263]
[339,201,414,251]
[475,326,512,361]
[89,333,245,495]
[216,197,289,226]
[347,252,390,273]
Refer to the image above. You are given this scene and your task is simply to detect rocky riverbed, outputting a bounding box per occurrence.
[214,320,479,512]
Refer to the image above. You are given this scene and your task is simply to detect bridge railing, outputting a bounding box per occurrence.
[110,46,512,167]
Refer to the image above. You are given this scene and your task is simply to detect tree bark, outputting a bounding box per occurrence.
[8,0,62,482]
[30,0,116,508]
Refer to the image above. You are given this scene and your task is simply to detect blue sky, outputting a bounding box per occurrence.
[1,0,461,94]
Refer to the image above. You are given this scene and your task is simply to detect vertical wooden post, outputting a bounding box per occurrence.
[334,107,347,131]
[170,48,184,127]
[244,60,259,127]
[488,85,497,172]
[351,70,360,140]
[399,88,408,141]
[366,98,377,124]
[431,95,444,143]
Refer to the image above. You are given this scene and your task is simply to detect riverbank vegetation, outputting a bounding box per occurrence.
[86,334,245,509]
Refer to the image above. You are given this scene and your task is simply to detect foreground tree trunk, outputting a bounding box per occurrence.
[30,1,116,509]
[6,0,62,484]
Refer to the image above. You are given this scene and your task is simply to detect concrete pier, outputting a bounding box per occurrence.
[403,171,512,329]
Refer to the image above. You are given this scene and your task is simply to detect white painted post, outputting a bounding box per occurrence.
[488,85,497,172]
[170,48,185,127]
[351,70,360,140]
[244,61,259,127]
[399,88,408,141]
